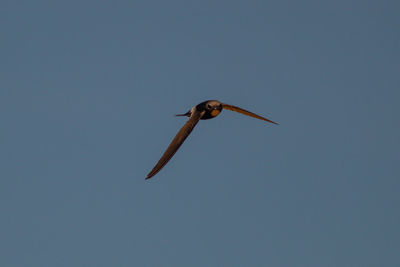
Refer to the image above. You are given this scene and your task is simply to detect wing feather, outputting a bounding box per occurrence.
[222,103,278,125]
[146,110,204,179]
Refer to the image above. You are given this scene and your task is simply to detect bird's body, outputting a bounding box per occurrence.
[146,100,277,179]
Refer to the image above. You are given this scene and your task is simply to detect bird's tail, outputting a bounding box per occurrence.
[175,111,191,117]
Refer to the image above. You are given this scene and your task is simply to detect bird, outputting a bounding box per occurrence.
[146,100,278,179]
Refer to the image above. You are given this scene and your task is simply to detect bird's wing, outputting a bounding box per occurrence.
[146,110,204,179]
[222,103,278,125]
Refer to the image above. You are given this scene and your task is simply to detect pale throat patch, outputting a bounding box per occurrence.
[211,109,220,117]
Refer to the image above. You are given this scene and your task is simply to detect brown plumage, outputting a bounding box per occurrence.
[221,104,278,125]
[146,110,204,179]
[146,100,277,179]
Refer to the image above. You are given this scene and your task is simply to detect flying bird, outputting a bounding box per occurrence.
[146,100,278,179]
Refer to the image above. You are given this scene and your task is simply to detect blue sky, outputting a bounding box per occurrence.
[1,0,399,266]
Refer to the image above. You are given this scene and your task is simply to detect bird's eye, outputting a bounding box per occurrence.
[207,104,212,109]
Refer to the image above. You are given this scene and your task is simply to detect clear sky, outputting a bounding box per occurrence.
[1,0,399,266]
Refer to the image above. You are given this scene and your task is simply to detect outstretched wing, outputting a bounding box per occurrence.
[146,110,204,179]
[222,103,278,125]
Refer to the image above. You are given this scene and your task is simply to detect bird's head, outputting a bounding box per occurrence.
[198,100,223,119]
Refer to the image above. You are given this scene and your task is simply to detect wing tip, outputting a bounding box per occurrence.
[222,103,279,125]
[145,171,155,179]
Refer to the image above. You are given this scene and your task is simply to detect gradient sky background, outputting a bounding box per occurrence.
[1,0,399,266]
